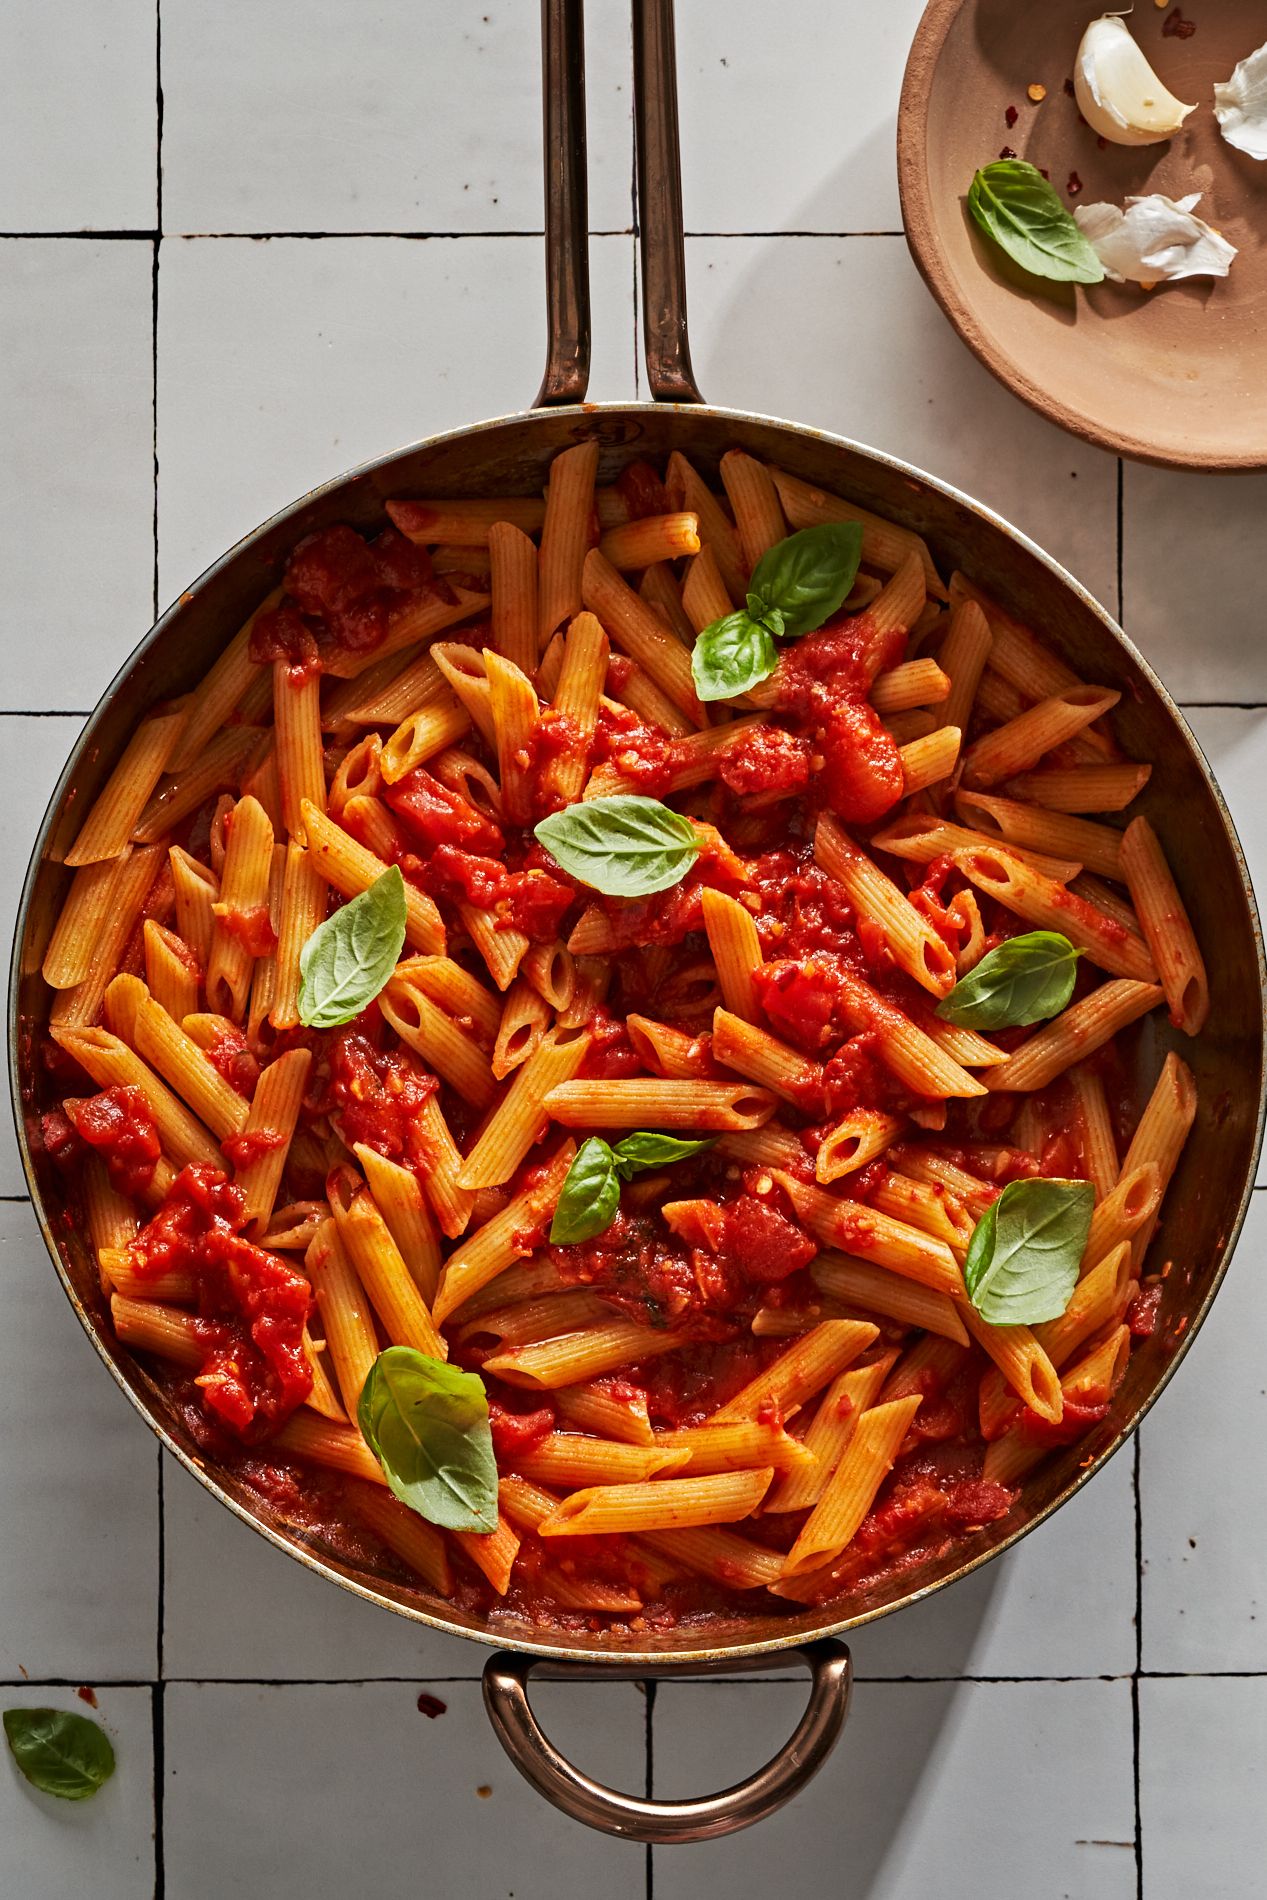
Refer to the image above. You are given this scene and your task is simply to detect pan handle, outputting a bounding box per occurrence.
[632,0,704,403]
[535,0,704,407]
[536,0,591,405]
[481,1639,851,1843]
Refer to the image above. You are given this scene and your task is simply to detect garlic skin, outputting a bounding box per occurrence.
[1073,194,1237,284]
[1214,41,1267,160]
[1074,15,1196,146]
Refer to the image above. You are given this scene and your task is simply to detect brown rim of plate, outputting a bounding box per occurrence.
[898,0,1267,471]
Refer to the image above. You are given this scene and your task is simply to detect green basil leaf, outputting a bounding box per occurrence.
[691,610,779,703]
[745,594,786,640]
[748,523,864,639]
[3,1708,115,1801]
[298,864,407,1029]
[964,1178,1095,1327]
[612,1132,715,1181]
[550,1137,621,1243]
[968,161,1105,285]
[357,1347,498,1532]
[936,931,1081,1030]
[534,795,701,898]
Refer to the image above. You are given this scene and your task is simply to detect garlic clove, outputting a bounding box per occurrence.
[1073,193,1237,283]
[1074,15,1196,147]
[1214,40,1267,161]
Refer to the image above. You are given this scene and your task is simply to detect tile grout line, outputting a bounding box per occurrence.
[1133,1434,1145,1899]
[151,1680,166,1900]
[152,8,165,1894]
[1120,460,1144,1900]
[0,226,909,242]
[644,1679,656,1900]
[2,1668,1266,1690]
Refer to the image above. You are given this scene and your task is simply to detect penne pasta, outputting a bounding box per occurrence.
[305,1218,380,1422]
[960,687,1120,790]
[458,1027,591,1189]
[581,548,704,724]
[544,1074,776,1132]
[539,439,600,645]
[985,980,1164,1093]
[1119,816,1209,1035]
[302,801,445,955]
[488,519,540,674]
[815,813,956,997]
[599,512,701,571]
[65,711,187,866]
[537,1469,774,1537]
[779,1394,922,1577]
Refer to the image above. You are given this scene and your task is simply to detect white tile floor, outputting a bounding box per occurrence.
[2,4,1263,1895]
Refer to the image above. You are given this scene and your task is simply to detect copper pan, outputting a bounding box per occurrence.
[8,0,1265,1846]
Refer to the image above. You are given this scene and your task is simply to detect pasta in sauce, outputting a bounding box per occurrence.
[31,445,1204,1633]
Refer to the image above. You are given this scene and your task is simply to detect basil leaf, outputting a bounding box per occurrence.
[358,1347,498,1532]
[691,610,778,703]
[964,1178,1094,1327]
[745,594,785,639]
[612,1132,715,1181]
[3,1708,115,1801]
[534,795,701,898]
[936,931,1081,1030]
[968,161,1105,285]
[298,864,407,1029]
[550,1137,621,1244]
[748,524,863,639]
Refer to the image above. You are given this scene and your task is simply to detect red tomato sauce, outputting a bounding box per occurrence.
[249,524,439,674]
[322,1028,438,1173]
[65,1085,161,1196]
[128,1164,313,1437]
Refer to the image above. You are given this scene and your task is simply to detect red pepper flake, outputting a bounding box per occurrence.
[1004,104,1019,128]
[416,1693,447,1719]
[1162,8,1196,38]
[76,1686,99,1708]
[999,146,1017,159]
[1067,170,1084,196]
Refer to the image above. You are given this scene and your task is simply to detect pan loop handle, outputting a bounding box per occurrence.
[633,0,704,404]
[536,0,703,408]
[536,0,591,405]
[482,1639,852,1843]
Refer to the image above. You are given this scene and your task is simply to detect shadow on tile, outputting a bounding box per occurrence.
[651,1679,1136,1900]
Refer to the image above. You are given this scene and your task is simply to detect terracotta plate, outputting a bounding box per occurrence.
[899,0,1267,468]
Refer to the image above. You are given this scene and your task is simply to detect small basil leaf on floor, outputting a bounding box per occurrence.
[3,1708,116,1801]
